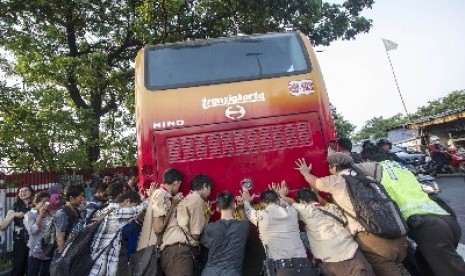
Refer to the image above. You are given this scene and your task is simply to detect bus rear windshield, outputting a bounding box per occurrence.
[145,33,311,90]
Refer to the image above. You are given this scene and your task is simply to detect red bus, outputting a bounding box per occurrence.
[135,31,336,198]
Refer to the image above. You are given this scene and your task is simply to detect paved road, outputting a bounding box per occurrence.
[435,175,465,258]
[435,175,465,243]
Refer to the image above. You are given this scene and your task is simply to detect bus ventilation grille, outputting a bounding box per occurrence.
[166,121,312,162]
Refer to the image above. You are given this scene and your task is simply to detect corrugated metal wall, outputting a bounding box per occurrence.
[1,169,61,257]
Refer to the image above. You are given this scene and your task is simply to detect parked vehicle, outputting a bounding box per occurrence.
[449,151,465,174]
[416,174,440,195]
[418,151,465,176]
[391,145,427,166]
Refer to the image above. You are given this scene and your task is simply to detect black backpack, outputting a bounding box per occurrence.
[340,174,408,239]
[50,219,105,276]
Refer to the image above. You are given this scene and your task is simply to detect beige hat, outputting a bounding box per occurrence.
[327,152,353,166]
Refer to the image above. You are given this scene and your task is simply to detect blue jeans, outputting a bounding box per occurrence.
[27,256,51,276]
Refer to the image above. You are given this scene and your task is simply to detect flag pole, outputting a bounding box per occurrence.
[383,40,409,116]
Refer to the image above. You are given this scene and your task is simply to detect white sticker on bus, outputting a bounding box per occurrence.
[288,80,315,96]
[201,92,265,110]
[153,120,185,129]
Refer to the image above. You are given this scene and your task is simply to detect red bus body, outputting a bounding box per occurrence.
[135,32,336,198]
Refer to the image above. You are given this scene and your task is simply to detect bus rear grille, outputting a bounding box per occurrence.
[166,121,312,162]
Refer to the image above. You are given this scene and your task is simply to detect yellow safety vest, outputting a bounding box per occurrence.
[379,160,448,220]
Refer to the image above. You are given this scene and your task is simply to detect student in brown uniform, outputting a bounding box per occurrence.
[278,184,375,276]
[137,168,184,250]
[294,153,407,276]
[160,174,213,276]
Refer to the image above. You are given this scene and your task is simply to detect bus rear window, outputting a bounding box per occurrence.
[145,32,311,90]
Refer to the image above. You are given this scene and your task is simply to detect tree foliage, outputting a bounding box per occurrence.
[352,114,406,141]
[331,104,356,138]
[0,0,374,170]
[413,89,465,118]
[353,89,465,141]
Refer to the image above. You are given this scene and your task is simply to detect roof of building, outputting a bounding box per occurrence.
[406,106,465,129]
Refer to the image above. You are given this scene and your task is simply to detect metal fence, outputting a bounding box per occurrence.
[1,183,56,255]
[0,166,133,258]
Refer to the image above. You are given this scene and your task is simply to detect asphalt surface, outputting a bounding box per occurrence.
[435,175,465,243]
[433,175,465,260]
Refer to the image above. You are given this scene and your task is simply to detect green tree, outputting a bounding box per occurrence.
[353,90,465,142]
[331,104,356,138]
[414,89,465,118]
[0,82,84,170]
[0,0,374,170]
[353,114,407,141]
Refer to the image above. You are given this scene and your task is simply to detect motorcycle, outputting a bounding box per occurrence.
[416,174,440,194]
[406,164,441,194]
[416,151,465,176]
[449,151,465,174]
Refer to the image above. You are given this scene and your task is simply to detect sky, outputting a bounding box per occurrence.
[318,0,465,130]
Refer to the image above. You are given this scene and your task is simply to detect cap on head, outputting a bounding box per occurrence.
[327,152,353,167]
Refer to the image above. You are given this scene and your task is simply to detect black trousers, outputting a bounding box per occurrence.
[408,214,465,276]
[27,256,51,276]
[10,239,29,276]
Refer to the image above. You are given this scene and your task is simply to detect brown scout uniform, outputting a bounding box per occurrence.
[293,202,374,276]
[137,188,172,250]
[160,192,207,276]
[316,171,407,276]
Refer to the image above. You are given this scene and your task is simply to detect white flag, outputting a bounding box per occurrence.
[382,38,398,51]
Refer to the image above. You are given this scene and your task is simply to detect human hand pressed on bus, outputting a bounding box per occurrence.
[277,181,289,197]
[295,158,312,175]
[240,189,257,203]
[205,201,215,218]
[235,196,244,209]
[147,182,159,197]
[268,182,279,192]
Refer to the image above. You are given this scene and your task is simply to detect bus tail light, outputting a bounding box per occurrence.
[142,164,154,177]
[143,180,153,191]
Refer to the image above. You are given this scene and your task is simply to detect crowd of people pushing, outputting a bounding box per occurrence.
[1,138,465,276]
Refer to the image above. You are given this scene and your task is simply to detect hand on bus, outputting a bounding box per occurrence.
[239,189,257,203]
[268,182,279,192]
[295,158,312,176]
[205,201,215,219]
[277,181,289,197]
[235,196,244,209]
[147,182,159,197]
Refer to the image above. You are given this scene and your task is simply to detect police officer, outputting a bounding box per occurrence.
[358,143,465,276]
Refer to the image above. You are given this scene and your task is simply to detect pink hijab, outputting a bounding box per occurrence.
[49,193,63,211]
